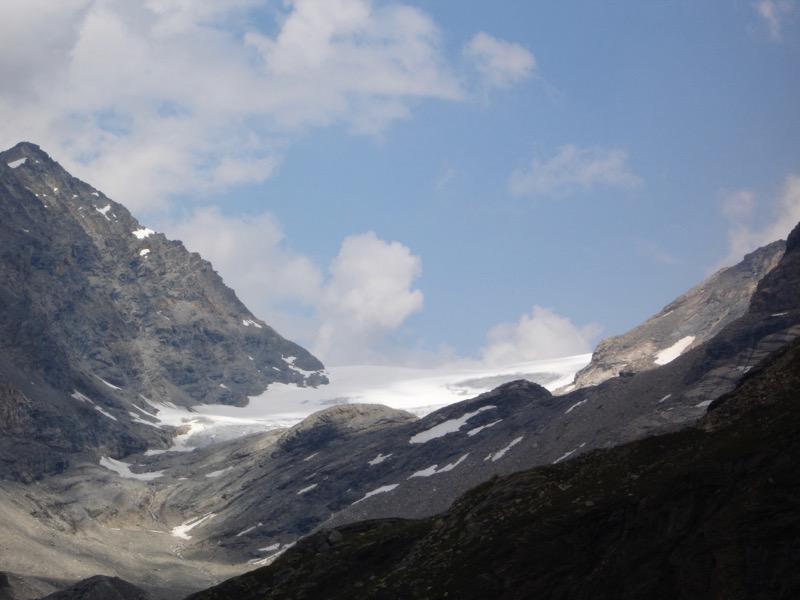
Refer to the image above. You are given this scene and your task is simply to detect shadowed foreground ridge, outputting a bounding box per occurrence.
[188,335,800,599]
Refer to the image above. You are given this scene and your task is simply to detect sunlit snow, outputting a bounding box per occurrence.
[7,157,26,168]
[409,453,469,478]
[466,419,501,436]
[297,483,317,495]
[654,336,695,365]
[409,406,496,444]
[143,355,590,451]
[96,204,112,220]
[368,453,392,465]
[552,441,587,464]
[564,398,589,414]
[353,483,399,504]
[133,227,155,239]
[171,513,215,540]
[485,436,524,462]
[242,319,263,328]
[99,456,164,481]
[139,248,150,256]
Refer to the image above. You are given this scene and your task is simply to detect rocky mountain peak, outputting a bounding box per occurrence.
[0,142,328,478]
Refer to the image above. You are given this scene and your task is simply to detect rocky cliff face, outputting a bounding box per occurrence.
[569,240,784,390]
[0,142,327,479]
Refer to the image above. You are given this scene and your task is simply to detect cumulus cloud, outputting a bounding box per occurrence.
[509,144,641,198]
[754,0,795,40]
[0,0,463,212]
[480,305,601,366]
[315,232,424,364]
[721,173,800,265]
[463,31,536,89]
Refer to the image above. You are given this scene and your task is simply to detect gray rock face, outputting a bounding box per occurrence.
[0,142,327,479]
[569,240,785,390]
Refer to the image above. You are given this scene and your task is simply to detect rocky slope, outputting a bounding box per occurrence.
[0,142,327,481]
[187,333,800,600]
[2,141,799,598]
[148,222,800,568]
[568,240,784,389]
[6,219,797,598]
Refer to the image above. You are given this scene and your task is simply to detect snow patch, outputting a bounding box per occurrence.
[368,453,392,466]
[237,524,261,537]
[564,398,588,414]
[353,484,399,504]
[484,436,523,462]
[466,419,502,437]
[553,442,587,465]
[297,483,317,495]
[133,228,155,239]
[242,319,263,328]
[171,513,215,540]
[205,467,234,478]
[139,248,150,257]
[99,456,164,481]
[96,204,112,220]
[409,454,469,478]
[658,393,672,404]
[694,400,713,409]
[410,405,496,444]
[654,336,695,365]
[94,406,118,421]
[7,157,26,168]
[96,376,121,390]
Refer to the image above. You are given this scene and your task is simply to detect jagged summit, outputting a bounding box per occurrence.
[0,142,327,478]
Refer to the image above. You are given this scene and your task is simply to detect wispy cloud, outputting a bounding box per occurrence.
[480,305,601,366]
[463,31,536,89]
[754,0,795,40]
[509,144,641,198]
[720,173,800,266]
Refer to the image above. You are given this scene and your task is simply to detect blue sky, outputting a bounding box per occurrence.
[1,1,799,366]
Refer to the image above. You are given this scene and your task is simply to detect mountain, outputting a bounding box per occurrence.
[147,221,800,570]
[567,239,785,390]
[0,141,326,482]
[2,141,799,598]
[187,333,800,600]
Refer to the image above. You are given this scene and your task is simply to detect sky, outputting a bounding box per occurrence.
[1,0,799,367]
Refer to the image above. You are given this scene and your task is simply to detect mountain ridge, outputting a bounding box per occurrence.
[0,141,327,481]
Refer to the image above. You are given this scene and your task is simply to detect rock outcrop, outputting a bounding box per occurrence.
[569,240,784,390]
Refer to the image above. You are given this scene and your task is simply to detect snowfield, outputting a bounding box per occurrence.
[143,354,591,450]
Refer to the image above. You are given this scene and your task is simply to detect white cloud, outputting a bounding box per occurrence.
[481,305,601,366]
[754,0,795,40]
[721,173,800,265]
[463,31,536,89]
[0,0,463,213]
[509,145,641,198]
[315,232,424,364]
